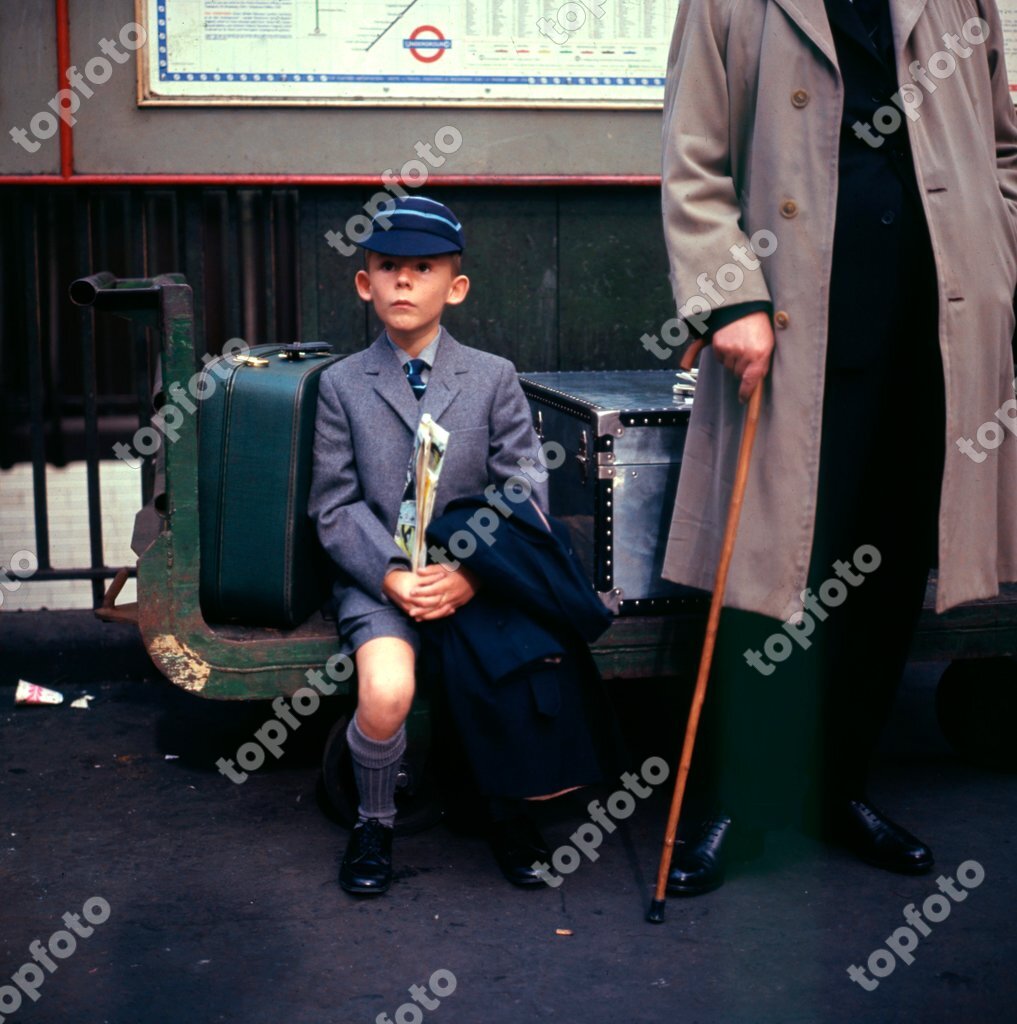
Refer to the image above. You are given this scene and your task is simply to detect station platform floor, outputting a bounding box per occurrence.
[1,610,1015,1024]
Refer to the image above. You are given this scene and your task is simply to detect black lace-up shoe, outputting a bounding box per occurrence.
[488,815,551,889]
[339,818,394,895]
[830,799,933,875]
[666,817,763,896]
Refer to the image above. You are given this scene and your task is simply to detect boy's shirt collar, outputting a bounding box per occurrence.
[385,328,441,370]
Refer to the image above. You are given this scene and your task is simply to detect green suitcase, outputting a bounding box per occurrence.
[198,342,343,628]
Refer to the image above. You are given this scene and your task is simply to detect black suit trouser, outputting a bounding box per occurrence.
[689,239,944,829]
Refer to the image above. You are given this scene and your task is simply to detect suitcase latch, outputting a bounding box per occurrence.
[576,429,589,484]
[235,355,270,368]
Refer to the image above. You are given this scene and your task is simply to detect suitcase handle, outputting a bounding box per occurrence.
[278,342,334,360]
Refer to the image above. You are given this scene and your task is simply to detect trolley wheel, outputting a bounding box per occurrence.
[935,657,1017,771]
[319,710,443,836]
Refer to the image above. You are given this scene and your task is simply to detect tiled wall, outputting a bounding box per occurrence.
[1,461,141,610]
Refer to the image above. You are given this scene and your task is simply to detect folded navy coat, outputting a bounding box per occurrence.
[423,495,614,799]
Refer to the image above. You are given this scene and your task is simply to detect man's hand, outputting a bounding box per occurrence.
[382,564,478,622]
[711,311,774,402]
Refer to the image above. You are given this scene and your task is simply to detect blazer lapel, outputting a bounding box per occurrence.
[420,327,465,424]
[824,0,885,63]
[770,0,923,75]
[364,334,420,434]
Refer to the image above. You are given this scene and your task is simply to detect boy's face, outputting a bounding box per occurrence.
[355,253,469,352]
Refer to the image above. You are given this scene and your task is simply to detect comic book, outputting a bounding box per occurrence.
[394,414,449,571]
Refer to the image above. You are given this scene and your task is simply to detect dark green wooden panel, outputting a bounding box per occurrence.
[304,188,372,355]
[558,188,676,371]
[181,190,209,355]
[199,191,241,351]
[1,183,685,466]
[433,187,559,372]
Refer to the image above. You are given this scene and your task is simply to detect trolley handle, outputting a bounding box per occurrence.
[69,272,188,312]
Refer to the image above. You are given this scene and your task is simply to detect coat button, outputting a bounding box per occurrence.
[774,311,791,329]
[780,199,799,219]
[881,210,896,225]
[792,89,810,108]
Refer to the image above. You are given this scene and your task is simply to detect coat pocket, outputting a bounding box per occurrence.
[524,657,564,718]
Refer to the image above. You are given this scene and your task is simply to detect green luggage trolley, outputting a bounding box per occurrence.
[70,272,343,699]
[68,271,717,697]
[70,272,405,828]
[69,272,1017,798]
[65,269,718,830]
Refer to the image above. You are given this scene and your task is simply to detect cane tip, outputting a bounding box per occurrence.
[646,899,666,924]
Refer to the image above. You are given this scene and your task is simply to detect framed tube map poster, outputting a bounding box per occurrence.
[137,0,675,107]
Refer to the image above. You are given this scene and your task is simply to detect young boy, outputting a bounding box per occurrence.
[308,195,553,895]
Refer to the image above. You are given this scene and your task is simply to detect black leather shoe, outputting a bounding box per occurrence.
[339,818,394,895]
[666,817,763,896]
[830,799,933,875]
[488,815,550,889]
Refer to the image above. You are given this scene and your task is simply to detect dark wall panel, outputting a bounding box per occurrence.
[0,183,677,468]
[301,189,373,353]
[558,189,675,370]
[406,188,560,371]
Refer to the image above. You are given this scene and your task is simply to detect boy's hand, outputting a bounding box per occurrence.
[383,564,477,621]
[382,568,421,617]
[410,563,478,620]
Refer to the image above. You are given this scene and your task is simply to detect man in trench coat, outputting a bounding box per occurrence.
[659,0,1017,893]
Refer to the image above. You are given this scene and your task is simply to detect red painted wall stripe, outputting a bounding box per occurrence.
[0,174,661,187]
[56,0,73,179]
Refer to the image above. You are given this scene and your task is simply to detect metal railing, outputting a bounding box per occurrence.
[1,186,306,607]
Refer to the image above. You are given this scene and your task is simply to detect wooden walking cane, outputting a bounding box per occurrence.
[646,338,765,924]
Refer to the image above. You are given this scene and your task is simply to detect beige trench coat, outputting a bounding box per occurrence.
[661,0,1017,617]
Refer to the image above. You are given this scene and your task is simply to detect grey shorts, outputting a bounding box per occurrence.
[337,606,421,659]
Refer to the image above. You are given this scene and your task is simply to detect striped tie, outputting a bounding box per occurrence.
[405,358,427,400]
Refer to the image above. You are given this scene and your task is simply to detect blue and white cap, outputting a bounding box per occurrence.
[359,195,465,256]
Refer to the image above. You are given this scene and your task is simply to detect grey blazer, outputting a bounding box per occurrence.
[308,328,547,625]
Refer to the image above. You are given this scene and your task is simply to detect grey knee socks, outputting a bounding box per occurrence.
[346,714,406,829]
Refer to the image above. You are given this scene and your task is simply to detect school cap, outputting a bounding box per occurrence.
[358,195,465,256]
